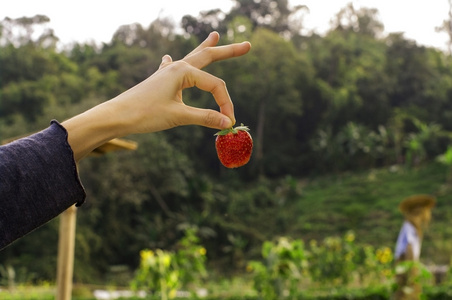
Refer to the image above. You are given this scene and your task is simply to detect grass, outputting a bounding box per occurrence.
[0,279,256,300]
[0,286,56,300]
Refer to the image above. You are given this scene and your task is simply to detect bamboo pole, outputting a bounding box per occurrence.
[56,205,77,300]
[55,138,137,300]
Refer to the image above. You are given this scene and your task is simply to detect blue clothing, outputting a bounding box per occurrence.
[0,121,86,249]
[394,221,420,260]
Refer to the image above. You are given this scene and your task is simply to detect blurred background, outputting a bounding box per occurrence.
[1,0,452,299]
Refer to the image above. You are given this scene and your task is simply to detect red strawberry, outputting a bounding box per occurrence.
[215,124,253,168]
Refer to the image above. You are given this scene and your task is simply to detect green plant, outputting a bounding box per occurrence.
[248,237,308,300]
[0,264,16,289]
[394,260,433,297]
[436,145,452,183]
[131,228,207,300]
[173,227,208,287]
[307,231,395,286]
[307,232,357,285]
[248,231,397,300]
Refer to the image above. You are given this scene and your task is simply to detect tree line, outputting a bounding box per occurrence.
[1,0,452,283]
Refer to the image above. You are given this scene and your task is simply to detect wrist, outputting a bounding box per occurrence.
[62,100,126,161]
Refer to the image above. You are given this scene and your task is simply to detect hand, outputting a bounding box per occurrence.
[62,32,251,161]
[114,31,251,133]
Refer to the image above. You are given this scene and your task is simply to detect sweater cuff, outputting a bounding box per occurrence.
[50,120,86,206]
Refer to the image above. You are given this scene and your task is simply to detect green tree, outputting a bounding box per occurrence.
[181,9,228,41]
[228,28,304,176]
[385,34,436,109]
[0,15,57,48]
[307,21,389,130]
[331,3,384,38]
[227,0,305,37]
[435,0,452,55]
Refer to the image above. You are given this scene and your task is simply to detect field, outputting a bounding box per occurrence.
[2,162,452,299]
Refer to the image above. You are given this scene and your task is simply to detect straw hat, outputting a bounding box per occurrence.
[399,194,436,215]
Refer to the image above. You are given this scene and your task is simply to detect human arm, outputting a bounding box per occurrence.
[62,32,251,161]
[395,221,420,262]
[0,122,85,249]
[0,32,250,248]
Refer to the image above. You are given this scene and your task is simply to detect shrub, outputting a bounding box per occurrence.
[131,227,207,300]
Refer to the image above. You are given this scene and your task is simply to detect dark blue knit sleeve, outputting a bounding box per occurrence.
[0,120,86,249]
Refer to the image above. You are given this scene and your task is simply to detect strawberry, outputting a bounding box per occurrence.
[215,124,253,168]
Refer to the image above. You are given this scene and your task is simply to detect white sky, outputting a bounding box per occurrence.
[0,0,450,51]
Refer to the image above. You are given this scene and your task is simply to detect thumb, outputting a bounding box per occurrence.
[181,106,234,129]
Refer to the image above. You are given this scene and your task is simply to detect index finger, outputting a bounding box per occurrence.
[183,41,251,70]
[187,31,221,55]
[181,66,236,125]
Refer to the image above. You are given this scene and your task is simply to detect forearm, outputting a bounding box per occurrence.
[62,33,251,162]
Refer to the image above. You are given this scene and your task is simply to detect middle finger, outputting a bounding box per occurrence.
[184,41,251,70]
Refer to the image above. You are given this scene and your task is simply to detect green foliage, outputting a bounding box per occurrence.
[248,237,308,300]
[227,27,307,175]
[2,1,452,290]
[131,228,207,300]
[310,122,392,171]
[248,233,395,299]
[307,232,393,286]
[394,260,433,294]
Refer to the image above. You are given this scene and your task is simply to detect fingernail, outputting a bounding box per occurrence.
[161,55,171,63]
[207,31,219,40]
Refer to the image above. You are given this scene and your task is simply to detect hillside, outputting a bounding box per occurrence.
[255,162,451,266]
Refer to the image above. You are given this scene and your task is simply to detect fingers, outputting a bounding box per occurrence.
[184,41,251,70]
[161,32,251,70]
[188,31,220,55]
[156,32,249,129]
[184,66,236,127]
[178,106,234,129]
[182,31,251,69]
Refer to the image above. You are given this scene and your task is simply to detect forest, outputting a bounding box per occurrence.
[2,0,452,298]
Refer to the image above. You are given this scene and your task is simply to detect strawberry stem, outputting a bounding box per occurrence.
[214,123,249,136]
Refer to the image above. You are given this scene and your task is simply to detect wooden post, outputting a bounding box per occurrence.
[55,138,137,300]
[56,205,77,300]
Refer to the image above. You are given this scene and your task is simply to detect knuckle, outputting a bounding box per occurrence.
[200,47,214,62]
[200,47,213,56]
[211,78,227,94]
[171,60,190,71]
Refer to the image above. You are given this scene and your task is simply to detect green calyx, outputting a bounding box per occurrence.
[214,123,249,136]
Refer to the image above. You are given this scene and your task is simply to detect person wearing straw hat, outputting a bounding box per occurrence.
[393,194,436,300]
